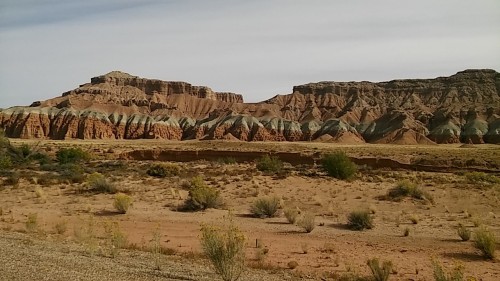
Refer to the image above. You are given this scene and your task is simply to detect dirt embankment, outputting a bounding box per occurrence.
[119,149,498,173]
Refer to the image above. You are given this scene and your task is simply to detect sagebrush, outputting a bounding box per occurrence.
[321,152,357,180]
[347,210,374,230]
[255,155,283,174]
[200,217,246,281]
[182,176,223,211]
[114,193,133,214]
[474,226,496,259]
[250,196,280,218]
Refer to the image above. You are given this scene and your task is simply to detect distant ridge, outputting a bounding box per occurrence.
[1,69,499,144]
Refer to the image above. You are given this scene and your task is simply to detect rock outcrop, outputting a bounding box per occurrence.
[1,69,499,144]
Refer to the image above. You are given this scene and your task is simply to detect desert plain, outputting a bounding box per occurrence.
[0,139,499,281]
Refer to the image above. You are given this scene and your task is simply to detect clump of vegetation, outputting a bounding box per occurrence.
[56,147,90,164]
[146,163,181,178]
[367,258,392,281]
[0,153,12,170]
[58,163,86,184]
[464,172,500,185]
[457,224,471,241]
[298,212,316,233]
[347,210,374,231]
[25,213,38,233]
[0,132,44,167]
[103,221,128,257]
[182,176,223,211]
[255,155,283,174]
[114,193,133,214]
[432,259,465,281]
[473,226,496,259]
[73,216,98,255]
[384,180,434,204]
[3,171,20,186]
[34,186,47,203]
[321,151,358,180]
[54,220,68,235]
[250,196,280,218]
[200,216,246,281]
[86,172,117,193]
[284,207,300,224]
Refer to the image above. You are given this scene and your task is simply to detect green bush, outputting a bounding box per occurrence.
[464,172,500,184]
[146,163,181,178]
[182,176,222,211]
[3,171,20,186]
[56,147,90,164]
[250,196,280,218]
[367,258,392,281]
[0,153,12,170]
[474,227,496,259]
[385,180,434,203]
[31,152,51,165]
[113,193,133,214]
[200,217,245,281]
[0,131,42,166]
[347,210,374,231]
[321,152,357,180]
[432,259,465,281]
[457,224,471,241]
[86,172,117,194]
[256,155,283,174]
[58,163,86,184]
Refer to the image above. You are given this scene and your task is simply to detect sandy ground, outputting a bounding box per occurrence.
[1,141,499,280]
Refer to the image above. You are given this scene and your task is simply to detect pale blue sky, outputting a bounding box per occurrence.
[1,0,499,108]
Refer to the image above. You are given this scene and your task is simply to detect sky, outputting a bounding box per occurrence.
[0,0,499,108]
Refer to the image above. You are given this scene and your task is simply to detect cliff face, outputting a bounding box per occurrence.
[1,69,499,144]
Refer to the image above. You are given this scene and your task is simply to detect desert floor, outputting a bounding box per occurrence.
[1,140,499,281]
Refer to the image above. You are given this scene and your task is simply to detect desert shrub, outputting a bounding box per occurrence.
[54,220,68,235]
[30,152,51,165]
[57,163,86,184]
[182,176,222,211]
[347,210,374,231]
[457,224,471,241]
[432,260,465,281]
[250,196,280,218]
[56,147,90,164]
[114,193,133,214]
[367,258,392,281]
[474,226,496,259]
[256,155,283,174]
[200,217,245,281]
[298,212,316,233]
[3,171,20,186]
[403,227,410,237]
[146,163,181,178]
[385,180,434,203]
[0,153,12,170]
[104,221,128,257]
[464,172,500,184]
[25,213,38,233]
[86,172,117,193]
[284,208,300,224]
[321,152,357,180]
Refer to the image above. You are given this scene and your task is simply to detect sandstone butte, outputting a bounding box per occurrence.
[1,69,499,144]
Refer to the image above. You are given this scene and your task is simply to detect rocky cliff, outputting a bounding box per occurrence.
[1,69,499,144]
